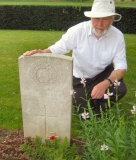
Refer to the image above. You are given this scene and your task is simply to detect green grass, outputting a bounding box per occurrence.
[0,30,136,132]
[123,34,136,104]
[0,30,63,129]
[0,1,135,7]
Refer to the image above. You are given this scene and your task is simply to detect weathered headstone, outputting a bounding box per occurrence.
[18,53,73,142]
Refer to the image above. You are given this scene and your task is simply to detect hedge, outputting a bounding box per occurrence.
[0,5,135,33]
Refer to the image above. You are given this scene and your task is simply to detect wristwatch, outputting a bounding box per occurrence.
[106,78,113,87]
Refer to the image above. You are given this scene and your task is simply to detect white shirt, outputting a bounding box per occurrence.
[49,20,127,78]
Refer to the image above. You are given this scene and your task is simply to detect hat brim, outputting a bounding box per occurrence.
[84,11,122,22]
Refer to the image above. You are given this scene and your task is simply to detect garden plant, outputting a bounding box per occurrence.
[71,78,136,159]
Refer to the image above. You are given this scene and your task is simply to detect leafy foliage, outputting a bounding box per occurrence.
[73,87,136,159]
[20,136,81,160]
[0,5,135,33]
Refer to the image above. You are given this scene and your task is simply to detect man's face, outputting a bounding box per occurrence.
[91,16,114,37]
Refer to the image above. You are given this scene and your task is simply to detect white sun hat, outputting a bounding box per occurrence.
[84,0,122,22]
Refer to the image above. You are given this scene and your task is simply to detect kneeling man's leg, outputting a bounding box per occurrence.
[94,80,127,114]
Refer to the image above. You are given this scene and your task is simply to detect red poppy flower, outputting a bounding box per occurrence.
[49,136,56,140]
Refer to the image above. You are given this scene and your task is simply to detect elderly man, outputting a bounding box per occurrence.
[23,0,127,115]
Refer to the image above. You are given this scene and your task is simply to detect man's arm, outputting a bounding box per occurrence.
[106,69,126,84]
[91,69,126,99]
[23,48,52,56]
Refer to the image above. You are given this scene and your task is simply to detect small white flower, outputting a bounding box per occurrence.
[81,112,89,120]
[131,106,136,114]
[114,80,121,87]
[80,78,87,86]
[100,144,109,151]
[70,90,76,96]
[104,92,113,99]
[104,94,108,99]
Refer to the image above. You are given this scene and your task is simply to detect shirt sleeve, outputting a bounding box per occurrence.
[49,26,77,54]
[113,33,127,70]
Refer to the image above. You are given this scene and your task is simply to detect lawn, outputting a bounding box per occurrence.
[0,0,135,7]
[0,30,63,129]
[0,30,136,132]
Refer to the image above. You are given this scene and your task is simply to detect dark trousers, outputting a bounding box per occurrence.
[73,64,127,114]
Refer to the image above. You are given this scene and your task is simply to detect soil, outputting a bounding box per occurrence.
[0,129,84,160]
[0,129,29,160]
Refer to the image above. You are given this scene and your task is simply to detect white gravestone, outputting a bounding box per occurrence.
[18,53,73,142]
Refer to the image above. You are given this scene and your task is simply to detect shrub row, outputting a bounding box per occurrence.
[0,5,135,33]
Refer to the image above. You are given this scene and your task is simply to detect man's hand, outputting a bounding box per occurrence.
[23,48,52,56]
[91,80,110,99]
[91,69,126,99]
